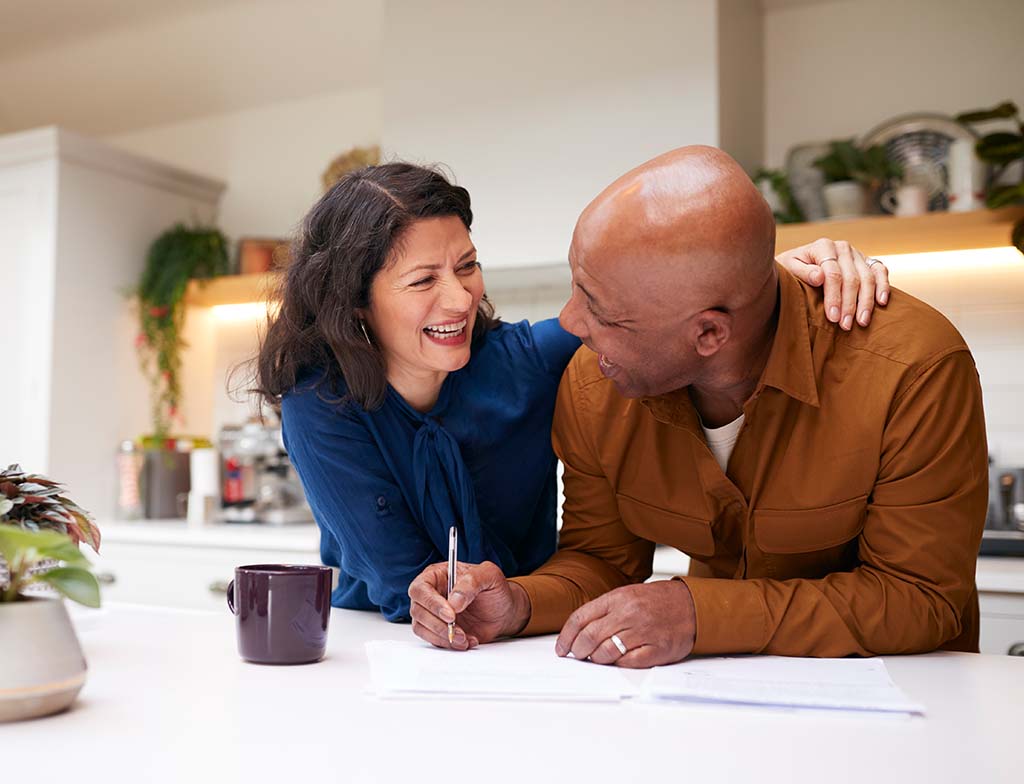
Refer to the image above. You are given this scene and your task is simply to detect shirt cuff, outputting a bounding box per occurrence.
[508,574,581,637]
[678,576,771,655]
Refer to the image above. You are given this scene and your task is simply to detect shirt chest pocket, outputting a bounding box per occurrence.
[752,494,867,579]
[616,493,715,558]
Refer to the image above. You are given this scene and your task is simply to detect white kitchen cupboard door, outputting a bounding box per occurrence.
[0,126,224,519]
[90,542,326,611]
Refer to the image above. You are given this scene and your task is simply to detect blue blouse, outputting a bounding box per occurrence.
[281,319,581,621]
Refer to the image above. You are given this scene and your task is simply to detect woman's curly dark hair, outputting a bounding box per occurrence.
[253,162,498,412]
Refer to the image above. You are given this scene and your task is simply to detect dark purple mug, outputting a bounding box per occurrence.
[226,564,333,665]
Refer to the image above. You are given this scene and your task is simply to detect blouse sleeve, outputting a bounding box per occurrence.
[515,318,582,381]
[281,389,438,622]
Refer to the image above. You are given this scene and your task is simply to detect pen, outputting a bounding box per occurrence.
[447,526,457,645]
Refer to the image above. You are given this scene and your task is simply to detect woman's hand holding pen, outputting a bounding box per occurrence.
[408,561,530,650]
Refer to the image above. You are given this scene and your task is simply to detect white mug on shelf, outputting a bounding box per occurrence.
[947,137,986,212]
[882,184,929,217]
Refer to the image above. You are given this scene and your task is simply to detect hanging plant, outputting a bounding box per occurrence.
[136,224,229,438]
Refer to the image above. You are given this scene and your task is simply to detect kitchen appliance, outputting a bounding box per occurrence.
[218,420,313,525]
[981,462,1024,556]
[860,112,979,214]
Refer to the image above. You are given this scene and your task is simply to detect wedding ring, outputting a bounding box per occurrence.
[868,257,884,268]
[818,256,838,263]
[610,633,628,656]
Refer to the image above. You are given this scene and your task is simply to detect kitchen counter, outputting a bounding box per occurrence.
[6,602,1022,784]
[97,519,321,552]
[98,520,1024,593]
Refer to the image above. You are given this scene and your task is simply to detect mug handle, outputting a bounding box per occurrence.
[226,579,236,614]
[881,189,898,213]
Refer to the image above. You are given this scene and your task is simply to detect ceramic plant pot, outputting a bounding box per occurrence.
[0,598,87,722]
[822,181,868,219]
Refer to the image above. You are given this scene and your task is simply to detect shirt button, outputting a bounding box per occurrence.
[376,496,387,508]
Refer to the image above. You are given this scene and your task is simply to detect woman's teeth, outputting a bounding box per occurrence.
[424,319,467,339]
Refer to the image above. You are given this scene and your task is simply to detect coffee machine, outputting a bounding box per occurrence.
[218,420,314,525]
[981,462,1024,556]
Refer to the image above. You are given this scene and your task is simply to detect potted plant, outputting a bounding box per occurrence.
[0,465,101,722]
[135,223,229,440]
[955,101,1024,254]
[754,168,805,224]
[813,140,902,219]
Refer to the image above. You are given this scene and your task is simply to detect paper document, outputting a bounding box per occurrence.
[365,636,638,702]
[641,655,924,715]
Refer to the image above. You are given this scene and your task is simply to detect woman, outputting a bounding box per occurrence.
[255,162,886,621]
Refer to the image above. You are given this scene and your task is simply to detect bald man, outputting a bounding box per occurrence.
[409,146,987,666]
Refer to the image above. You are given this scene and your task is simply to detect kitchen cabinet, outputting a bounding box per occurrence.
[0,126,224,520]
[92,523,1024,654]
[91,521,321,611]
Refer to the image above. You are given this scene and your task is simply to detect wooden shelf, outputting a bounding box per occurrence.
[774,205,1024,257]
[186,272,280,307]
[185,207,1024,307]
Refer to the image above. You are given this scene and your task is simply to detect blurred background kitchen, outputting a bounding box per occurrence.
[2,0,1023,653]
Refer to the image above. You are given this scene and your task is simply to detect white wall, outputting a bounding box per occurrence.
[717,0,764,174]
[764,0,1024,166]
[108,86,382,242]
[382,0,720,268]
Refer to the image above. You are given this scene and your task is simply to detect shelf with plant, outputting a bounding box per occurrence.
[135,223,230,439]
[956,101,1024,254]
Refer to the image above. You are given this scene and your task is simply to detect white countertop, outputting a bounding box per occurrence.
[99,520,1024,594]
[98,519,321,552]
[7,602,1021,784]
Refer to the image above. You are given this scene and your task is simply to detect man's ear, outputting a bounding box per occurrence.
[693,310,732,358]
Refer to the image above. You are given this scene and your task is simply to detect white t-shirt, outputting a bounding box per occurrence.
[701,414,745,472]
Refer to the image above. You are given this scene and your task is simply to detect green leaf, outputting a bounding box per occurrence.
[36,567,101,608]
[955,102,1019,124]
[976,132,1024,164]
[0,498,12,517]
[0,524,71,557]
[986,182,1024,209]
[37,537,90,567]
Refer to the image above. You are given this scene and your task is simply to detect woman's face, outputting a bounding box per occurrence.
[363,215,484,385]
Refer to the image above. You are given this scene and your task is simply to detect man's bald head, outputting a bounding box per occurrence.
[575,145,776,311]
[559,146,780,399]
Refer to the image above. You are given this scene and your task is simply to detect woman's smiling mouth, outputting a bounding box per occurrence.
[423,318,468,345]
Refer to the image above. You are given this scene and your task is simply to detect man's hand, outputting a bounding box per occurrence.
[776,238,890,330]
[555,580,696,668]
[408,560,531,651]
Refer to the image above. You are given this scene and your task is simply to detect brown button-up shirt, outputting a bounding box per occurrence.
[511,266,988,656]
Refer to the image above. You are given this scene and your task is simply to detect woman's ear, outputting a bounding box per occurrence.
[693,310,732,358]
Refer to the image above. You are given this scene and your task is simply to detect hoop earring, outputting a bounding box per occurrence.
[359,319,373,347]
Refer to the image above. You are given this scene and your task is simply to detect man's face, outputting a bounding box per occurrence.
[558,236,698,399]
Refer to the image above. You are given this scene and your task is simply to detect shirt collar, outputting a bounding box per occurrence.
[757,266,820,408]
[641,264,820,430]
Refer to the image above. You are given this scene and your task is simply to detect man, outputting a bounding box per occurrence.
[408,146,988,666]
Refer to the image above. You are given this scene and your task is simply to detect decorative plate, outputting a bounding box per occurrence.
[785,141,832,223]
[860,113,977,213]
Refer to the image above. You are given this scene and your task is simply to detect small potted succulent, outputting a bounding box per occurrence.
[0,465,101,723]
[813,140,903,219]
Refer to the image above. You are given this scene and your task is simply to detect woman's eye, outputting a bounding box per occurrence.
[458,261,480,274]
